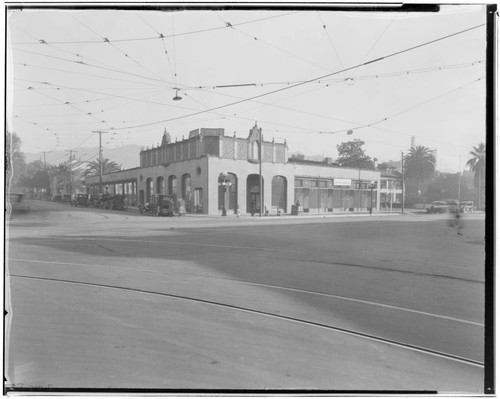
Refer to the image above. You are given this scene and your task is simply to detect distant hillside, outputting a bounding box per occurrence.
[24,145,142,170]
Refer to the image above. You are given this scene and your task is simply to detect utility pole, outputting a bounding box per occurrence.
[401,152,405,214]
[259,126,263,217]
[358,168,361,211]
[65,150,75,200]
[92,131,108,194]
[458,154,462,201]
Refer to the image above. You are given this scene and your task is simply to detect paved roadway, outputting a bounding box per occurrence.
[5,200,486,392]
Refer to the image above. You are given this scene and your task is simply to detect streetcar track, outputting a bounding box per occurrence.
[271,257,484,284]
[8,258,484,327]
[9,273,484,368]
[13,236,484,284]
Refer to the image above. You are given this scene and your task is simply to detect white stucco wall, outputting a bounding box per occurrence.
[207,157,295,215]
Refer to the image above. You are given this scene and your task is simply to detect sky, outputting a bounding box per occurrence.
[6,4,488,172]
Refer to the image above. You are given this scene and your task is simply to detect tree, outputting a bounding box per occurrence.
[403,145,436,202]
[6,132,26,189]
[18,160,51,194]
[336,139,375,169]
[466,142,485,210]
[84,158,121,177]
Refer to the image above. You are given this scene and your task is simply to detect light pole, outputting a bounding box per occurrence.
[218,172,232,216]
[458,154,462,201]
[369,181,377,215]
[92,130,108,194]
[401,151,405,214]
[358,169,362,211]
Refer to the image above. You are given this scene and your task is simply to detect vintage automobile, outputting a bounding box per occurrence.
[428,199,459,214]
[71,194,89,207]
[96,194,112,209]
[87,195,100,207]
[103,195,126,210]
[427,200,449,213]
[138,194,175,216]
[7,192,30,214]
[459,201,474,212]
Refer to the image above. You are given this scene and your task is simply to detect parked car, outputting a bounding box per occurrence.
[97,194,112,209]
[103,195,126,210]
[88,195,100,207]
[428,199,459,214]
[459,201,474,212]
[428,200,450,213]
[7,193,30,213]
[71,194,89,207]
[138,194,175,216]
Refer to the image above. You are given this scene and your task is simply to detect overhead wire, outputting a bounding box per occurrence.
[13,48,174,86]
[18,83,116,131]
[71,15,166,82]
[12,61,169,89]
[111,22,486,131]
[221,15,333,73]
[171,13,179,89]
[190,60,484,89]
[11,11,299,45]
[316,11,344,69]
[135,13,176,82]
[14,78,172,107]
[322,76,485,135]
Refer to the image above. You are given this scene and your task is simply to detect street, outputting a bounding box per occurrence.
[5,200,486,392]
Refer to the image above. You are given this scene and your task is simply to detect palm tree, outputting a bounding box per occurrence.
[404,145,436,202]
[466,143,485,210]
[84,158,121,178]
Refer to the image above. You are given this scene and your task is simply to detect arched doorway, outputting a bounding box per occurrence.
[156,176,164,194]
[247,174,263,214]
[182,174,192,212]
[218,172,238,214]
[146,178,154,202]
[168,175,177,195]
[272,176,287,212]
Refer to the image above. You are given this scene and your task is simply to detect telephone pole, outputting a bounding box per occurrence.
[401,152,405,214]
[458,154,462,201]
[92,131,108,194]
[65,150,75,199]
[259,127,263,217]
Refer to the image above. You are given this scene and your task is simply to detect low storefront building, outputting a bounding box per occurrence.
[85,123,381,215]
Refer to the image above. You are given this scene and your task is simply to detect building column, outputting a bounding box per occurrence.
[219,133,223,158]
[233,133,237,160]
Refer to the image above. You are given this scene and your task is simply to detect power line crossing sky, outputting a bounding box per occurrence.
[7,5,487,172]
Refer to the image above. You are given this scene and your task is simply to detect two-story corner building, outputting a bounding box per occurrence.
[85,123,382,215]
[378,167,403,210]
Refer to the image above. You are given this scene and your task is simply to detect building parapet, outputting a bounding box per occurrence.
[140,123,287,168]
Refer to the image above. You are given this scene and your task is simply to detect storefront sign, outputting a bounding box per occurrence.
[334,178,352,186]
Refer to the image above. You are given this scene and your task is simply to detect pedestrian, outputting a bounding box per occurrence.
[251,200,256,216]
[449,205,464,235]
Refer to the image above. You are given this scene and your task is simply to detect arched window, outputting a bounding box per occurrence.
[157,176,164,194]
[168,175,177,195]
[251,141,261,160]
